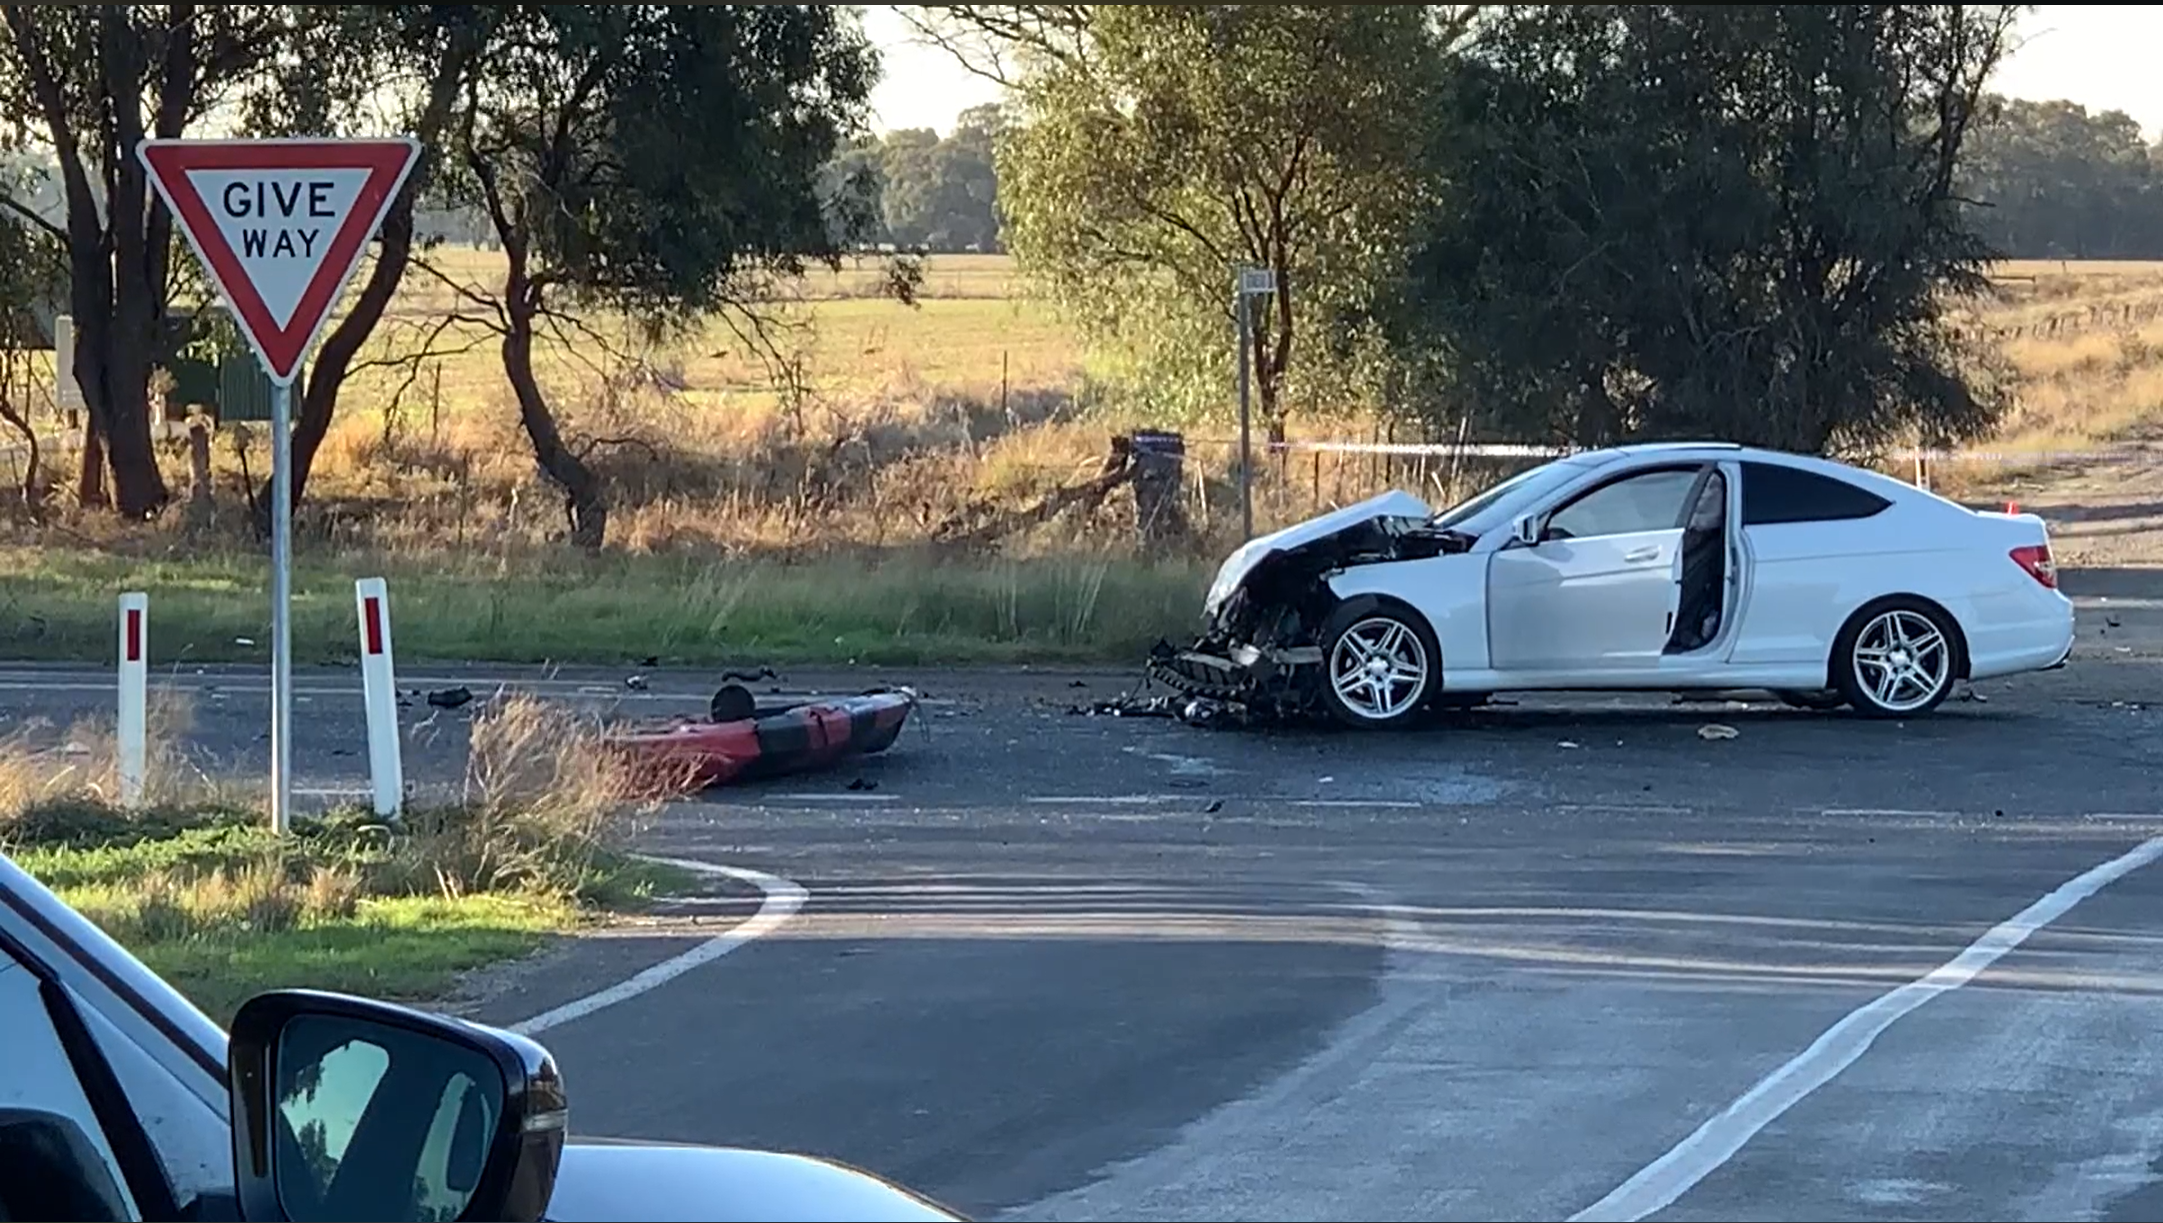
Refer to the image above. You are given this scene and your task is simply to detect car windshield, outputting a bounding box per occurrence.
[1429,458,1590,534]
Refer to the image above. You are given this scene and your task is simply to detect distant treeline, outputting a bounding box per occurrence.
[1960,97,2163,261]
[816,92,2163,264]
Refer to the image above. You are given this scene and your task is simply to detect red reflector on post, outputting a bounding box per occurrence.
[125,608,143,663]
[2010,544,2057,589]
[362,596,384,655]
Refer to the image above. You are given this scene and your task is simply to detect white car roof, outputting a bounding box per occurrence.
[1570,441,1955,512]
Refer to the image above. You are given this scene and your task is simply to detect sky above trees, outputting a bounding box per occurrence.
[859,3,2160,138]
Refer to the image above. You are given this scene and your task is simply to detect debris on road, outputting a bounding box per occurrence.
[607,684,917,792]
[426,686,474,710]
[1697,723,1739,740]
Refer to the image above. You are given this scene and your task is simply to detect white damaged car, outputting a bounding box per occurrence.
[1152,443,2075,727]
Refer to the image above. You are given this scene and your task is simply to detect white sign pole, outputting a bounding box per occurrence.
[136,134,422,836]
[269,379,294,834]
[353,576,404,817]
[116,591,148,807]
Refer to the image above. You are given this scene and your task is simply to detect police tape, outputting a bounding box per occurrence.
[1229,439,2152,464]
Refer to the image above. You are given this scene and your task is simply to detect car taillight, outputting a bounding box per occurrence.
[2010,543,2057,589]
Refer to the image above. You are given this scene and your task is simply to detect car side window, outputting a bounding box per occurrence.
[1544,468,1701,540]
[0,958,140,1221]
[1741,461,1892,525]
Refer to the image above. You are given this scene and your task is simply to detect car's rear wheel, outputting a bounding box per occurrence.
[1318,600,1438,730]
[1832,598,1959,718]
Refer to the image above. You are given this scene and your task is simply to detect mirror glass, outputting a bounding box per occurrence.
[273,1013,508,1223]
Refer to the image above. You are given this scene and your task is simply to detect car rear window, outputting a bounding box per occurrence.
[1740,461,1892,525]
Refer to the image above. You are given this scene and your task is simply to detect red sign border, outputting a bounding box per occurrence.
[137,137,422,385]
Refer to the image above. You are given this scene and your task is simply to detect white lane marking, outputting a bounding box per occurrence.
[1290,799,1423,810]
[1568,833,2163,1223]
[0,678,953,707]
[1027,794,1191,805]
[1821,807,1963,818]
[508,857,805,1037]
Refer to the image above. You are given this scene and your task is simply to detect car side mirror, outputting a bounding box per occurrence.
[1511,514,1542,547]
[227,989,567,1223]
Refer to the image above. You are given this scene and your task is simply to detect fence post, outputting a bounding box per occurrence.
[354,577,405,817]
[117,592,148,807]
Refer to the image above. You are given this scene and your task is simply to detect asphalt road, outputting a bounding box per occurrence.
[7,604,2163,1221]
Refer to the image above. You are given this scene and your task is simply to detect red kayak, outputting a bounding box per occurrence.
[609,689,916,792]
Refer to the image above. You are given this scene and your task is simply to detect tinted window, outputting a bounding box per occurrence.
[1546,468,1700,539]
[1741,462,1891,526]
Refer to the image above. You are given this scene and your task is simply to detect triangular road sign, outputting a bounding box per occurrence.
[138,137,422,386]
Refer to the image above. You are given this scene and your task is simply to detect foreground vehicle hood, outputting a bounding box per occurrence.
[544,1140,964,1222]
[1203,490,1433,614]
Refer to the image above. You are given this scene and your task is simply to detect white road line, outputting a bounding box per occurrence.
[1820,807,1963,818]
[0,678,954,707]
[508,857,805,1037]
[1026,794,1191,805]
[1568,833,2163,1223]
[1025,795,1430,809]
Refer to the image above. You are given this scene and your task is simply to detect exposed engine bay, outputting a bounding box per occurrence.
[1147,494,1472,717]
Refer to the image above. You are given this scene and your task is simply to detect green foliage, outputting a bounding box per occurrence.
[452,4,881,330]
[1389,4,2019,454]
[983,5,1459,429]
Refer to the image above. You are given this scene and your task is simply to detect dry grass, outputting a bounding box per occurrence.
[7,253,2163,665]
[0,691,676,1018]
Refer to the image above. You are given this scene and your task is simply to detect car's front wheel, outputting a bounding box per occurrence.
[1832,598,1960,718]
[1318,600,1438,730]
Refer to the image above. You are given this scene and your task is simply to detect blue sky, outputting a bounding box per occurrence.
[862,4,2163,140]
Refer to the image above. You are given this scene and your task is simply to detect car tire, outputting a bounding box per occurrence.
[1774,689,1847,712]
[1316,599,1440,730]
[1830,597,1961,719]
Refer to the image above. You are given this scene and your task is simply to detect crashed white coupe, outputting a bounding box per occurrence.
[1153,442,2075,728]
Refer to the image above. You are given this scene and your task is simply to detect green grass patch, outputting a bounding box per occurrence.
[0,546,1209,666]
[2,695,688,1023]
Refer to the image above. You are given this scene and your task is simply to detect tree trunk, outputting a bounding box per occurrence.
[95,6,172,520]
[503,294,607,550]
[76,423,107,507]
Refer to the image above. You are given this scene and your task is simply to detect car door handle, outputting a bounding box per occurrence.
[1624,545,1661,563]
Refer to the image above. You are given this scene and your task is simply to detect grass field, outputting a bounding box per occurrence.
[5,251,2163,667]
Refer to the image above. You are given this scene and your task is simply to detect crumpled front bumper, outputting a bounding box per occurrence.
[1146,639,1323,708]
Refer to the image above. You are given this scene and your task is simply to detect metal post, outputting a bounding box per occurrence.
[1236,290,1253,542]
[270,377,294,834]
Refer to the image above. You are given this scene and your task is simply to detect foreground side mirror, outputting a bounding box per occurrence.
[228,989,567,1222]
[1510,514,1542,546]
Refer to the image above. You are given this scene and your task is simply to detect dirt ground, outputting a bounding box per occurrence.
[1965,438,2163,572]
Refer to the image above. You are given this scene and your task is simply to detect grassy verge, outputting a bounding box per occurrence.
[0,695,687,1023]
[0,546,1211,667]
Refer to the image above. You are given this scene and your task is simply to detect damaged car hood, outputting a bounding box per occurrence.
[1203,490,1434,615]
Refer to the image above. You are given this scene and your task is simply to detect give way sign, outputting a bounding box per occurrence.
[138,136,422,385]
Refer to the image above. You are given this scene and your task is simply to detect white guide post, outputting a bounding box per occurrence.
[116,592,148,807]
[354,577,405,818]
